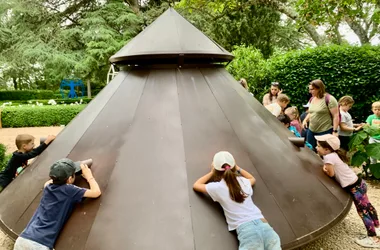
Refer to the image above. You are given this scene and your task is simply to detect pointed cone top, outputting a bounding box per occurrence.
[110,8,233,65]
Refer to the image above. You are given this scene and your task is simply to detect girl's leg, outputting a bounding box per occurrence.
[351,180,379,236]
[237,221,264,250]
[261,223,281,250]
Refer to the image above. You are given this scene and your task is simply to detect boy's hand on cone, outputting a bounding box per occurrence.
[81,164,94,181]
[45,135,56,144]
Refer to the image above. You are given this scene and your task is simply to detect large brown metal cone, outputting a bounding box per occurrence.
[0,8,350,250]
[110,8,233,64]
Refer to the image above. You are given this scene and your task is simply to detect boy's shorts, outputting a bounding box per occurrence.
[14,237,51,250]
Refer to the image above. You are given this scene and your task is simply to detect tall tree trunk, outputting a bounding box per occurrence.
[276,5,325,46]
[87,79,91,98]
[125,0,139,11]
[13,78,18,90]
[333,23,343,44]
[345,16,370,44]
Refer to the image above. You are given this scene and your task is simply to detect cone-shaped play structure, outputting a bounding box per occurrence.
[0,8,351,250]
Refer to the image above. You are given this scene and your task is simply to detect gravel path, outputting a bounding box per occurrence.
[0,127,378,250]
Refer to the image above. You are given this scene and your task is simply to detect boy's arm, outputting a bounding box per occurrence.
[18,135,55,161]
[81,164,101,198]
[18,143,48,161]
[366,116,372,125]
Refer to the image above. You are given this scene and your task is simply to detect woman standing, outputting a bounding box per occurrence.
[262,82,282,106]
[302,79,339,150]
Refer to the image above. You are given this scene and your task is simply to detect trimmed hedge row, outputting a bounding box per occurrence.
[1,105,86,127]
[0,90,56,100]
[0,98,92,106]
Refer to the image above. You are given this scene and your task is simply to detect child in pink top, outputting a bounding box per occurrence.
[315,134,380,248]
[285,106,302,134]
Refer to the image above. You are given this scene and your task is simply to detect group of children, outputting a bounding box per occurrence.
[0,134,101,250]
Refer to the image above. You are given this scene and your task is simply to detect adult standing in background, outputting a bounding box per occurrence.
[302,79,339,150]
[262,82,282,106]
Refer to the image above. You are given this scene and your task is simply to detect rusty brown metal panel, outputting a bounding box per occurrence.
[110,8,233,64]
[200,68,351,248]
[0,71,130,237]
[52,70,148,249]
[81,69,194,250]
[176,68,297,250]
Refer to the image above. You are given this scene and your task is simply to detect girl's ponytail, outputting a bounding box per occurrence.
[223,165,247,203]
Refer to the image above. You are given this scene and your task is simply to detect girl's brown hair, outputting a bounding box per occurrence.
[269,82,280,102]
[210,164,247,203]
[318,140,349,163]
[309,79,326,99]
[338,96,354,106]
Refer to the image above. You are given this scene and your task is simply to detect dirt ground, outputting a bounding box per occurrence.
[0,127,64,154]
[0,127,377,250]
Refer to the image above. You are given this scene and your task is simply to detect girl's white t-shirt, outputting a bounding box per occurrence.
[323,152,358,187]
[205,177,263,231]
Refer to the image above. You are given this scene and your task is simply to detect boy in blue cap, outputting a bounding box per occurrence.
[13,158,101,250]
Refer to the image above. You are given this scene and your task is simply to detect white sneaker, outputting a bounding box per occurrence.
[355,236,380,248]
[376,227,380,236]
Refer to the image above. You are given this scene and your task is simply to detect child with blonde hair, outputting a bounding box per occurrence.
[0,134,55,192]
[366,101,380,163]
[266,94,290,117]
[338,96,364,151]
[285,106,302,134]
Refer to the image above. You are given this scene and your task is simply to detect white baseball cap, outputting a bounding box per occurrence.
[212,151,236,171]
[315,134,340,150]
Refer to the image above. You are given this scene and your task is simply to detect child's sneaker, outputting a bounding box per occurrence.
[376,227,380,236]
[355,236,380,248]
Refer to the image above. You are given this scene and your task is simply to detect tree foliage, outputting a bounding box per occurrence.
[177,0,304,58]
[0,0,142,91]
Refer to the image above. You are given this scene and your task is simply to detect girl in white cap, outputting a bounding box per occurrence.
[193,151,281,250]
[315,134,380,248]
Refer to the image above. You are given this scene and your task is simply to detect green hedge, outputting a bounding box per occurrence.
[1,105,86,127]
[0,90,56,100]
[0,143,8,171]
[228,45,380,122]
[0,98,92,106]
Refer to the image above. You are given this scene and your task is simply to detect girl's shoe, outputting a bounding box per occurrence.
[375,227,380,236]
[355,236,380,248]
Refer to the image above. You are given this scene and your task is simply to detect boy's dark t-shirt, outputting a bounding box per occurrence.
[20,184,86,249]
[0,143,48,188]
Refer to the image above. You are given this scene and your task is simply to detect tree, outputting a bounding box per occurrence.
[296,0,380,44]
[0,0,143,92]
[177,0,305,57]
